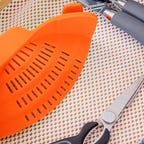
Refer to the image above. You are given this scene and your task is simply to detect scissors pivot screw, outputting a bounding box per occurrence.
[102,111,116,124]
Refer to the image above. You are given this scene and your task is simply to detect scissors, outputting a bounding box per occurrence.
[51,75,144,144]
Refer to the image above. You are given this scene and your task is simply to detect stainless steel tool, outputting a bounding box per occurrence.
[78,0,144,44]
[51,75,144,144]
[111,0,144,22]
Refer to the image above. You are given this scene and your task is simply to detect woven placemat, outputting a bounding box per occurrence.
[0,0,143,143]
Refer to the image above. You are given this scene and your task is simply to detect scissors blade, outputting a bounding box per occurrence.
[106,75,144,123]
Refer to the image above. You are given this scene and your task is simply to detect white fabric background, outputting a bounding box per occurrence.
[0,0,143,143]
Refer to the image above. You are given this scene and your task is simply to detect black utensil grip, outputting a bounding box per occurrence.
[122,0,144,22]
[111,11,144,44]
[94,128,110,144]
[51,122,98,144]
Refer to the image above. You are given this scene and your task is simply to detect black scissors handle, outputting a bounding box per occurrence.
[51,122,110,144]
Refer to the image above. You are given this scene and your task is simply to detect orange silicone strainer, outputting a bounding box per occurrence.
[0,4,97,138]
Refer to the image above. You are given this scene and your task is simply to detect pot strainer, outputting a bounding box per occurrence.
[0,4,97,138]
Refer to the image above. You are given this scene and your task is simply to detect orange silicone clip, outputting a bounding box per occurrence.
[0,4,97,138]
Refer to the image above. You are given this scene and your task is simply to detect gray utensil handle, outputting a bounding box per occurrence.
[111,11,144,44]
[123,0,144,22]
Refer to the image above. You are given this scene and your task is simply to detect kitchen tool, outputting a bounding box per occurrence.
[112,0,144,22]
[0,4,97,138]
[77,0,144,44]
[78,0,144,19]
[79,0,144,21]
[51,75,144,144]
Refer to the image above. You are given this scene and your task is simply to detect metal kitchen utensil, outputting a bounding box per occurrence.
[77,0,144,44]
[111,0,144,22]
[51,75,144,144]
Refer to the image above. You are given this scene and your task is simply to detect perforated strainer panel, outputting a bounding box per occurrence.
[0,0,143,144]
